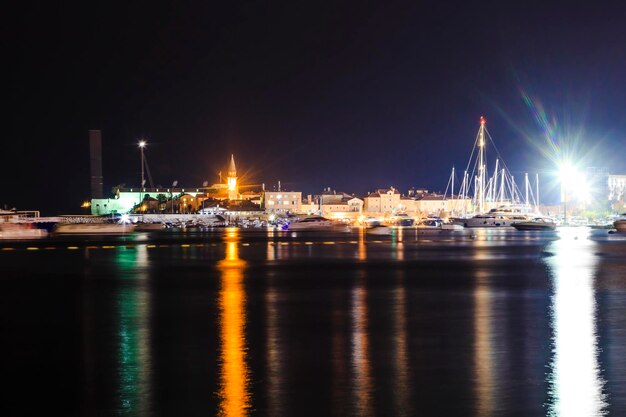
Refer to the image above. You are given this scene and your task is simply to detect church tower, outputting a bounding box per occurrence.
[227,154,238,200]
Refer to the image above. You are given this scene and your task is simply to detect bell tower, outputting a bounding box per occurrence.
[227,154,238,200]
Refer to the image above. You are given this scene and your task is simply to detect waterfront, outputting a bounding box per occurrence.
[2,227,626,416]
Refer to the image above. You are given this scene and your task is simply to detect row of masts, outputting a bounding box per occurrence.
[445,117,541,217]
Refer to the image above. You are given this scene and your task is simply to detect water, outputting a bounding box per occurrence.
[1,227,625,416]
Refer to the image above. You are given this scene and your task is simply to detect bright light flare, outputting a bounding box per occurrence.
[558,160,591,203]
[138,140,147,148]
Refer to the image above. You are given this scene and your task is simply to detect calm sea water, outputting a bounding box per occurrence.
[1,227,625,417]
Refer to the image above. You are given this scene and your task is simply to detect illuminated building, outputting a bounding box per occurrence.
[262,191,302,213]
[363,188,402,213]
[90,155,244,215]
[227,154,239,201]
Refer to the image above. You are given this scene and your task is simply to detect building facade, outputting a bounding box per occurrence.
[262,191,302,213]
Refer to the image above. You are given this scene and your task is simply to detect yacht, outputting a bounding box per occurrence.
[53,222,136,235]
[415,217,443,229]
[614,214,626,232]
[511,217,557,231]
[365,224,392,235]
[0,223,48,239]
[287,216,335,231]
[462,204,547,228]
[385,213,415,227]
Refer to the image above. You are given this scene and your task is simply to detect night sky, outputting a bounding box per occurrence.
[5,1,626,215]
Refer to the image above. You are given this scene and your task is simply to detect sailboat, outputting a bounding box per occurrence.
[445,117,549,228]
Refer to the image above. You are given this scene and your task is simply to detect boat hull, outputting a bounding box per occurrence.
[0,224,48,239]
[53,223,135,235]
[366,226,392,235]
[134,223,166,232]
[512,223,556,231]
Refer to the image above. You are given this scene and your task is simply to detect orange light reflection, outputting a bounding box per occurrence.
[217,228,250,416]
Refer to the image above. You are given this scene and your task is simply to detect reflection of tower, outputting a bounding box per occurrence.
[227,154,238,201]
[217,228,250,416]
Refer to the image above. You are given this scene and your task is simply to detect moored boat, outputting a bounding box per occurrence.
[53,222,136,235]
[511,217,557,231]
[415,217,443,229]
[0,223,48,239]
[365,225,392,235]
[614,215,626,232]
[463,204,547,228]
[287,216,335,231]
[134,222,166,232]
[385,213,415,227]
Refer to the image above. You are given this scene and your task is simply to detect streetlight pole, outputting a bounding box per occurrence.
[138,140,146,220]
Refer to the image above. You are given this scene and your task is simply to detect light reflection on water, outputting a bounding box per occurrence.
[266,274,284,416]
[392,272,411,416]
[351,272,373,416]
[6,227,626,415]
[546,227,608,416]
[113,246,153,417]
[473,268,495,417]
[217,228,251,416]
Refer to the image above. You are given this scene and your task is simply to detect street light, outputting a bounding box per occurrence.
[138,140,147,217]
[138,140,147,188]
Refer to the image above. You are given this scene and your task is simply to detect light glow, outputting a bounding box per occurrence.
[558,160,592,203]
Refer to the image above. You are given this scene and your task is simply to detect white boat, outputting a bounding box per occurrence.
[614,215,626,232]
[385,213,415,226]
[287,216,335,231]
[365,225,392,235]
[415,217,443,229]
[441,221,465,231]
[53,223,136,235]
[511,217,557,231]
[462,204,548,228]
[0,223,48,239]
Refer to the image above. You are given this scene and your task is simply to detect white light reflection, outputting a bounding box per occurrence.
[351,274,374,416]
[473,268,495,417]
[547,227,607,416]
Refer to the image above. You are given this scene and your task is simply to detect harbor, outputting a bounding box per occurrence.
[5,3,626,416]
[3,118,625,239]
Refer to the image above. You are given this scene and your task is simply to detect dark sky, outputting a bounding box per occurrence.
[4,1,626,215]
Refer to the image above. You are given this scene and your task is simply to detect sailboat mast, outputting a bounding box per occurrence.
[451,166,455,215]
[511,175,516,203]
[525,173,529,207]
[451,166,455,200]
[477,116,486,213]
[500,168,505,205]
[536,173,540,211]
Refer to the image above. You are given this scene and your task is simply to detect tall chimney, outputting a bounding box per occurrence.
[89,130,103,199]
